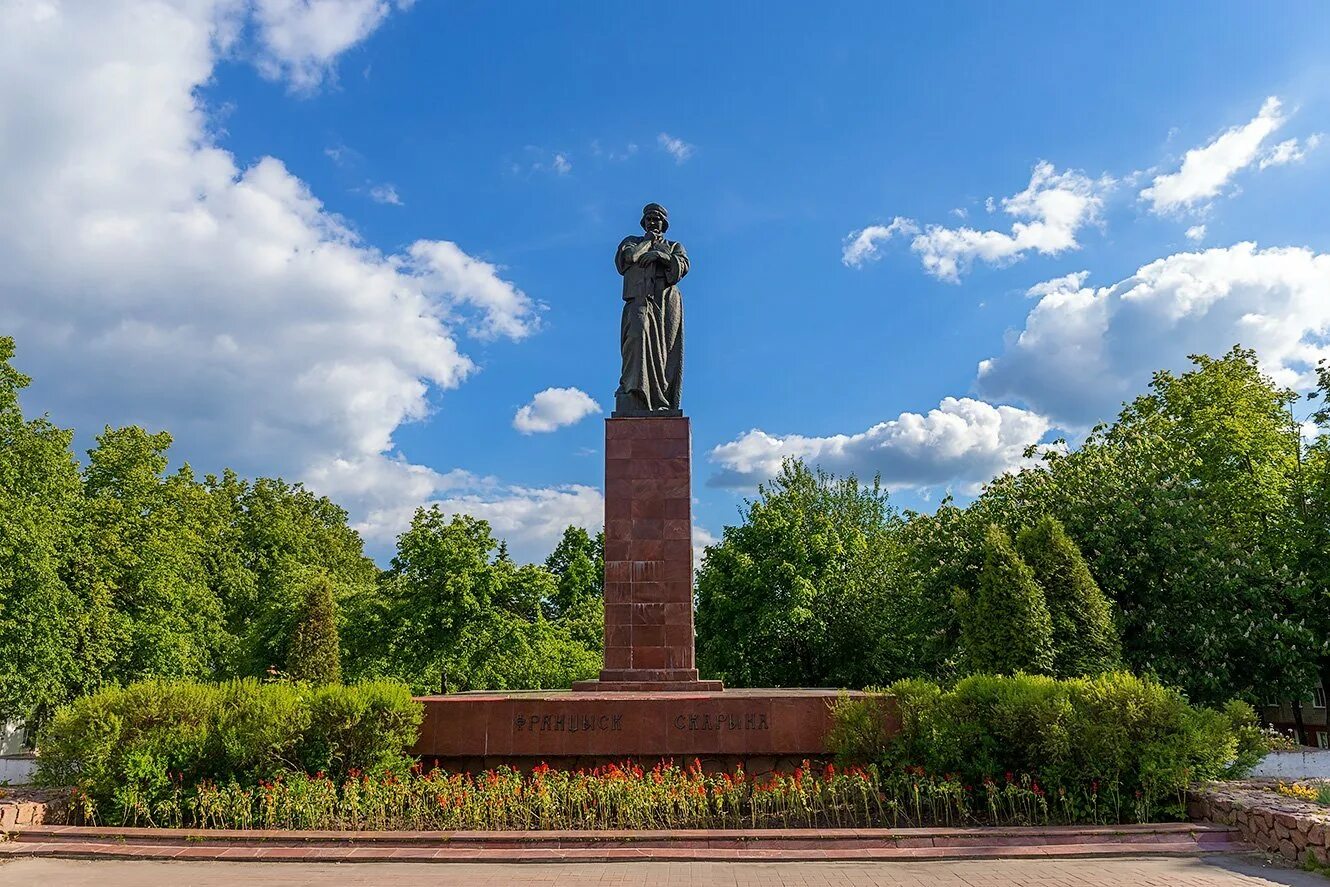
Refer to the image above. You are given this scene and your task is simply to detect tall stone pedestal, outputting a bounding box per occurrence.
[409,413,886,772]
[573,416,721,692]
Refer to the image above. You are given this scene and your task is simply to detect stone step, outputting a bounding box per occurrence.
[3,823,1245,862]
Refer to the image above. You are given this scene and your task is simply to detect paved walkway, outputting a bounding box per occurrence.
[0,854,1324,886]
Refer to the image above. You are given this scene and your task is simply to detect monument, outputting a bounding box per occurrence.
[411,205,879,772]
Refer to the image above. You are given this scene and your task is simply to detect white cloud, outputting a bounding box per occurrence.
[367,182,402,204]
[840,217,918,267]
[708,397,1051,495]
[844,163,1109,281]
[251,0,416,92]
[513,387,600,434]
[518,146,574,176]
[1140,97,1288,214]
[0,1,542,560]
[404,241,538,341]
[1259,134,1322,170]
[692,523,717,571]
[373,483,605,564]
[1025,270,1089,298]
[1185,224,1207,242]
[658,132,694,164]
[976,243,1330,426]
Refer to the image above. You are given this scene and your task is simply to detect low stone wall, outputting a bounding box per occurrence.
[1188,780,1329,867]
[0,787,66,829]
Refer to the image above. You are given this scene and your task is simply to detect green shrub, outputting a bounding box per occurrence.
[1016,517,1120,677]
[956,525,1054,675]
[36,679,420,825]
[828,672,1269,822]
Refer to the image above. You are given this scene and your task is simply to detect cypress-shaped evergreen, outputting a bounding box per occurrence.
[286,573,342,685]
[1016,516,1120,677]
[956,524,1055,675]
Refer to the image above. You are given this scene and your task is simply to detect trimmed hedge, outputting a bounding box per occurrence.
[36,679,421,825]
[828,672,1267,821]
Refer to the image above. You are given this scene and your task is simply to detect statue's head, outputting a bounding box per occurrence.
[640,203,669,235]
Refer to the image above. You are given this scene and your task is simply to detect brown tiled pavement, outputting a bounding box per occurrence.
[0,823,1248,863]
[0,854,1323,886]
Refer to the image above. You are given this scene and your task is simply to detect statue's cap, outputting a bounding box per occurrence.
[641,203,669,231]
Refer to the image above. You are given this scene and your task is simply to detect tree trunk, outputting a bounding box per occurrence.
[1320,655,1330,746]
[1292,698,1308,747]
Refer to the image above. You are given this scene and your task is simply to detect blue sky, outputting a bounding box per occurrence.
[4,1,1330,561]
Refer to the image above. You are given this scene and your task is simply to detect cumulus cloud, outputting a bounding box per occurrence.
[1025,270,1089,299]
[367,182,402,204]
[1185,224,1207,243]
[708,397,1051,495]
[251,0,416,92]
[843,163,1109,281]
[513,387,600,434]
[657,132,694,164]
[0,0,550,559]
[976,243,1330,427]
[840,217,918,268]
[1259,134,1322,170]
[355,477,605,563]
[1140,97,1288,214]
[515,146,573,176]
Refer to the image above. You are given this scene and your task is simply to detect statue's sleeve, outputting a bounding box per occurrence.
[615,237,637,276]
[665,242,689,285]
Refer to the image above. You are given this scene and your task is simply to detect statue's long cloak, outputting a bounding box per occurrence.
[615,235,689,412]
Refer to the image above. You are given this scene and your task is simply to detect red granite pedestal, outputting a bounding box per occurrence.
[410,415,882,772]
[573,416,720,692]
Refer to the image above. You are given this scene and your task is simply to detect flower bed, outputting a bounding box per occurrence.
[52,759,1179,831]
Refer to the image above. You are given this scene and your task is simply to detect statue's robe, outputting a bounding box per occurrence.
[614,234,689,413]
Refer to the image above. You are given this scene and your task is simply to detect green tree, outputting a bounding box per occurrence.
[344,510,599,693]
[1297,360,1330,718]
[544,526,604,651]
[286,572,341,684]
[216,476,376,677]
[956,525,1054,675]
[0,337,94,729]
[77,426,232,684]
[1016,516,1120,677]
[972,348,1315,704]
[695,460,930,688]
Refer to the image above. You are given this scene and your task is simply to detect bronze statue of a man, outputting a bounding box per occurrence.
[614,203,689,416]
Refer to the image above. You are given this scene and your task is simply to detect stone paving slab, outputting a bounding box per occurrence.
[0,855,1325,886]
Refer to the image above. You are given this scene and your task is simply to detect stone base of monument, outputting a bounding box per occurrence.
[408,416,880,773]
[410,687,872,773]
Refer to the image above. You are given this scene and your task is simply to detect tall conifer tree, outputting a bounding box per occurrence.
[956,524,1055,675]
[1017,516,1120,677]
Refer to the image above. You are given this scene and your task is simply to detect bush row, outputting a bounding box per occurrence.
[36,679,421,825]
[828,671,1266,821]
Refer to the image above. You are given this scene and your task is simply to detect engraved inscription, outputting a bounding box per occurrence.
[514,713,623,733]
[673,712,770,731]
